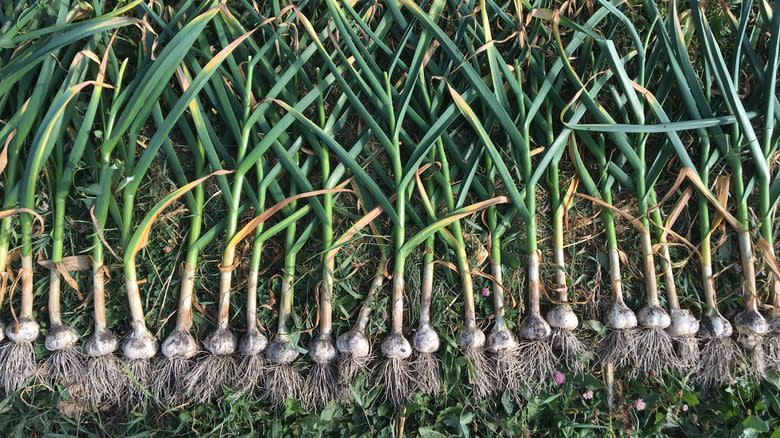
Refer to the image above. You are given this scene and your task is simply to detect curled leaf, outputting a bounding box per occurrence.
[0,208,45,234]
[128,170,233,262]
[226,188,351,256]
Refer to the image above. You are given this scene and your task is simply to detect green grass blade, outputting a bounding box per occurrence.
[125,27,254,190]
[272,99,399,225]
[0,16,137,95]
[448,84,530,223]
[104,5,220,154]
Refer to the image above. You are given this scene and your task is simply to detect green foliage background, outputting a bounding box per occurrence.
[0,0,779,436]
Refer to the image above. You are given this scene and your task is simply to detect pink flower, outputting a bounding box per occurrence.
[682,404,689,412]
[552,370,564,385]
[633,398,646,411]
[582,389,594,400]
[481,287,490,297]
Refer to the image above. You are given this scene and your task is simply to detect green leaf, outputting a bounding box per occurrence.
[459,412,475,438]
[742,415,769,432]
[402,0,532,179]
[399,196,509,258]
[179,411,193,424]
[583,319,605,335]
[126,170,231,262]
[320,403,338,422]
[500,250,521,270]
[764,371,780,389]
[126,26,254,190]
[0,15,139,95]
[271,99,398,225]
[105,6,220,155]
[501,389,516,415]
[284,397,303,417]
[442,412,470,438]
[682,391,700,407]
[418,427,447,438]
[689,5,769,183]
[564,115,745,133]
[81,183,102,196]
[447,85,529,223]
[19,78,97,247]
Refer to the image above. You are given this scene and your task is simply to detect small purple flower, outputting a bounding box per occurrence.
[734,263,742,273]
[481,287,490,297]
[682,404,689,412]
[523,428,531,437]
[633,398,646,411]
[582,389,594,400]
[552,370,564,385]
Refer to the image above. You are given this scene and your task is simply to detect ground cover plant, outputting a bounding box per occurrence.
[0,0,779,436]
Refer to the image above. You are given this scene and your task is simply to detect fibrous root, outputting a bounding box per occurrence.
[411,352,441,396]
[184,354,238,403]
[265,363,303,407]
[766,335,780,372]
[634,327,676,376]
[377,357,413,410]
[671,335,700,373]
[45,347,85,390]
[151,357,191,404]
[126,359,153,404]
[84,355,127,407]
[337,352,372,385]
[303,362,341,410]
[696,336,742,389]
[597,329,637,370]
[234,354,266,397]
[550,328,590,375]
[463,347,495,400]
[516,339,557,393]
[0,341,39,394]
